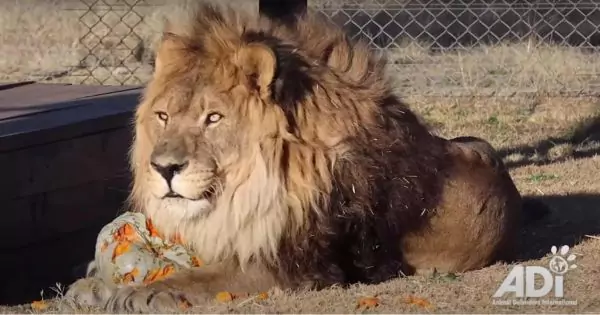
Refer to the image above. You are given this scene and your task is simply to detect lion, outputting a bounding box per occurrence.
[64,4,546,313]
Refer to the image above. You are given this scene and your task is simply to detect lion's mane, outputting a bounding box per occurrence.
[129,4,452,288]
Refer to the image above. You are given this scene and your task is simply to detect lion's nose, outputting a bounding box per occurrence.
[150,159,189,183]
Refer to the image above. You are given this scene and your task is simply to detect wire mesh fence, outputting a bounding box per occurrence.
[313,0,600,97]
[63,0,158,85]
[313,0,600,50]
[54,0,600,96]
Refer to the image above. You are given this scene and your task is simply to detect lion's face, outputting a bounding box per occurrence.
[138,84,265,216]
[131,26,304,222]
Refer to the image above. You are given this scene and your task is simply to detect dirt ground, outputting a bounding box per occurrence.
[1,0,600,314]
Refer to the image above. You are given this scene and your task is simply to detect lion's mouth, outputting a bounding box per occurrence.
[164,191,184,199]
[163,187,216,202]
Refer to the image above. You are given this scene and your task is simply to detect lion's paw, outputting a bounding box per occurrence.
[105,285,192,313]
[64,277,116,309]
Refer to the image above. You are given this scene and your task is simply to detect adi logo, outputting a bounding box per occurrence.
[492,245,578,306]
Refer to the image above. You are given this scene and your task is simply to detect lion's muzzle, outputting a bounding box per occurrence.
[151,159,189,185]
[148,139,217,201]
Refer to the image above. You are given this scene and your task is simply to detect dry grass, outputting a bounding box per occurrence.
[389,42,600,96]
[0,0,258,85]
[1,0,600,313]
[3,0,600,93]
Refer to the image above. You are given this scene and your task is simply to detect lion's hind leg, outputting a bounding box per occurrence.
[449,136,551,225]
[448,136,506,170]
[401,135,525,274]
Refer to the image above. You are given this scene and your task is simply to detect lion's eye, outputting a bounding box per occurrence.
[206,112,223,125]
[155,111,169,124]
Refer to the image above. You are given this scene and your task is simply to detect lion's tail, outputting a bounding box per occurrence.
[521,197,551,225]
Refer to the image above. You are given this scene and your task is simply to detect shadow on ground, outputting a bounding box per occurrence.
[0,224,103,306]
[517,193,600,262]
[500,115,600,169]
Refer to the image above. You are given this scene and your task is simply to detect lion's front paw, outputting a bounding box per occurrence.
[64,277,116,309]
[105,285,192,313]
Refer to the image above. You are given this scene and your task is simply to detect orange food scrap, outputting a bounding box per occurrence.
[215,291,234,303]
[404,295,433,309]
[256,292,269,300]
[111,241,132,261]
[146,218,162,238]
[113,223,138,242]
[163,264,176,276]
[178,297,192,310]
[122,267,140,284]
[143,265,176,284]
[31,300,48,311]
[191,256,204,267]
[356,296,380,309]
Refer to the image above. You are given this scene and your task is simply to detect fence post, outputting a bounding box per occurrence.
[259,0,307,25]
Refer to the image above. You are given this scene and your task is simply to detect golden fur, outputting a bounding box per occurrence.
[65,4,538,313]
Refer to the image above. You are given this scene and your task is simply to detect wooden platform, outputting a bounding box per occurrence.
[0,82,143,305]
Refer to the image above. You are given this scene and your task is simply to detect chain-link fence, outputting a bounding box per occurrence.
[63,0,159,85]
[42,0,600,96]
[314,0,600,50]
[313,0,600,97]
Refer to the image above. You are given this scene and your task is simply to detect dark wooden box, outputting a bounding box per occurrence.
[0,82,142,305]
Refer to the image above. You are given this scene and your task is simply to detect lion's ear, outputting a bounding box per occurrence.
[235,43,277,99]
[154,32,194,75]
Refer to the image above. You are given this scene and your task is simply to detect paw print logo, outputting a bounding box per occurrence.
[548,245,577,275]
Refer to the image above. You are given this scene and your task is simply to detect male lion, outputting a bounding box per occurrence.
[65,4,544,312]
